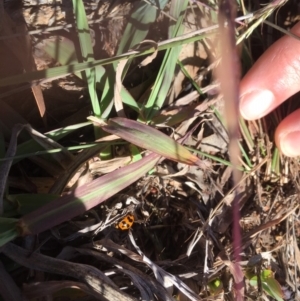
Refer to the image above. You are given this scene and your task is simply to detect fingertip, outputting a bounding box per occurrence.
[239,89,275,120]
[240,21,300,120]
[275,109,300,157]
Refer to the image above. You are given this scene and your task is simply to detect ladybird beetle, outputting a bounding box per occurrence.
[116,214,134,230]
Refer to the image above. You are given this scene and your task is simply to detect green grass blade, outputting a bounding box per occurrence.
[117,0,168,55]
[100,0,169,120]
[98,0,169,158]
[72,0,101,121]
[0,218,19,247]
[44,37,106,85]
[187,147,244,171]
[239,117,254,151]
[177,59,204,95]
[13,122,91,164]
[0,30,217,88]
[0,142,125,163]
[145,0,189,120]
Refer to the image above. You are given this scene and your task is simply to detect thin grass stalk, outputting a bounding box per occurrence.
[0,27,218,88]
[217,0,244,298]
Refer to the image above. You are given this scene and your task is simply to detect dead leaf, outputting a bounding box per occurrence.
[137,40,158,67]
[114,60,127,117]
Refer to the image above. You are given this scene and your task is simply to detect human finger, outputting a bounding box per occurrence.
[239,21,300,120]
[275,108,300,157]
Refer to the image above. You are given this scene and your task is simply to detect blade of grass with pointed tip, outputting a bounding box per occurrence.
[177,59,204,95]
[1,142,123,163]
[12,122,91,165]
[72,0,101,125]
[16,153,160,237]
[271,147,280,179]
[144,0,189,121]
[187,146,244,171]
[93,117,201,166]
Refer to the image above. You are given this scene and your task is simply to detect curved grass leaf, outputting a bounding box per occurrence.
[94,117,201,166]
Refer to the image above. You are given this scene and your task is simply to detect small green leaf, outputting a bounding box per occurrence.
[249,270,284,301]
[72,0,102,126]
[208,278,223,295]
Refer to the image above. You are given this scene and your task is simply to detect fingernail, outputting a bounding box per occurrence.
[280,131,300,157]
[240,89,275,120]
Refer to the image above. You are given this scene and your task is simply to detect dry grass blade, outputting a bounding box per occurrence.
[24,126,74,169]
[60,246,157,301]
[89,156,132,175]
[128,231,201,301]
[117,269,154,301]
[208,157,268,227]
[242,205,299,243]
[23,281,103,300]
[31,86,46,125]
[2,243,137,301]
[49,143,107,195]
[114,60,128,117]
[68,243,175,301]
[136,40,158,67]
